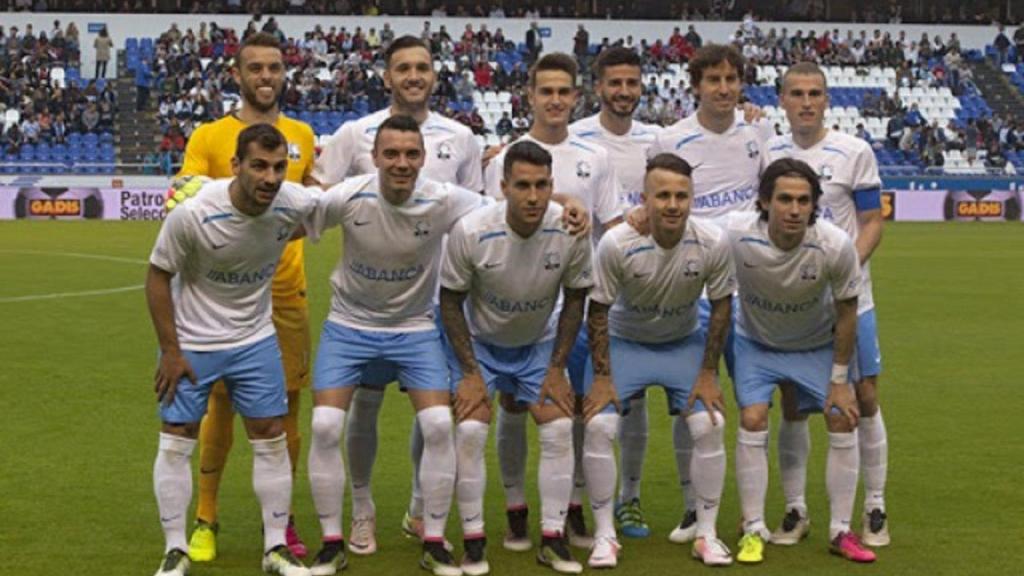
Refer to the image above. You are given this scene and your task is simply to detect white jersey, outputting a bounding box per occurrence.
[570,114,663,208]
[149,179,317,351]
[590,216,735,344]
[648,110,773,218]
[483,132,624,235]
[441,202,593,347]
[307,174,488,332]
[765,130,882,314]
[724,212,861,351]
[313,108,484,190]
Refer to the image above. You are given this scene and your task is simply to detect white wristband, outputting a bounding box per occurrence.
[831,363,849,384]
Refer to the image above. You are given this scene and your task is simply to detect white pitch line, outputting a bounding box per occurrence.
[0,284,144,303]
[0,249,147,303]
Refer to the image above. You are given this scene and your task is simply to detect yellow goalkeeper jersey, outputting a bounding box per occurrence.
[178,113,316,303]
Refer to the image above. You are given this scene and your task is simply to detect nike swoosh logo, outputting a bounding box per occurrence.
[691,162,705,170]
[558,510,567,517]
[703,503,718,510]
[272,511,289,519]
[463,513,481,523]
[633,272,650,278]
[742,262,757,268]
[354,220,370,226]
[211,243,227,250]
[160,513,183,523]
[430,512,447,520]
[484,262,501,269]
[200,467,218,475]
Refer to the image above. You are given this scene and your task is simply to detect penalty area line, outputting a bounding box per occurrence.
[0,284,144,303]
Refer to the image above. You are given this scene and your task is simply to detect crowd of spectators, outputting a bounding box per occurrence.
[1,21,117,157]
[0,1,1018,25]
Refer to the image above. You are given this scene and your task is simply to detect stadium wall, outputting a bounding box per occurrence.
[3,13,1004,81]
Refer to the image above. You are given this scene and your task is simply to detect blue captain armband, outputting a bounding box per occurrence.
[853,187,882,212]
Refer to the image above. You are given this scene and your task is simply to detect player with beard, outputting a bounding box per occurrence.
[175,31,317,563]
[312,35,486,556]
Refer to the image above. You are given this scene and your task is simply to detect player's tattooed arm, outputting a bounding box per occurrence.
[550,287,588,369]
[702,295,733,371]
[440,287,479,375]
[587,300,612,376]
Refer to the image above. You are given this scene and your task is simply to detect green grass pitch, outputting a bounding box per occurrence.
[0,221,1020,575]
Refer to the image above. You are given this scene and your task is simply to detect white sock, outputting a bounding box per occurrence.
[673,415,696,511]
[571,415,586,506]
[345,388,383,520]
[309,406,346,540]
[688,411,726,539]
[736,428,769,536]
[617,398,648,503]
[251,433,293,552]
[583,413,619,540]
[859,409,888,513]
[778,419,810,516]
[827,431,859,540]
[417,406,456,541]
[408,419,425,518]
[496,405,528,509]
[455,420,490,537]
[538,417,574,536]
[154,432,196,554]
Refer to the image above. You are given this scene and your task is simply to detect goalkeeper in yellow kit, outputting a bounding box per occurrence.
[174,31,318,562]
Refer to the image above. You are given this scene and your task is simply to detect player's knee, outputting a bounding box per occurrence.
[825,412,856,433]
[687,410,725,449]
[162,421,200,439]
[456,420,489,458]
[855,377,879,416]
[538,417,573,459]
[311,406,345,448]
[245,417,284,440]
[417,405,454,447]
[740,407,769,432]
[584,413,619,451]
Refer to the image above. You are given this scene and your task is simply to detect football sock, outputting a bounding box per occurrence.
[196,382,233,524]
[309,406,346,540]
[827,431,860,540]
[154,432,196,554]
[346,387,383,520]
[496,404,528,509]
[408,419,425,518]
[538,417,574,535]
[736,428,769,536]
[673,415,696,511]
[455,419,490,537]
[417,406,456,542]
[688,411,726,539]
[778,418,810,516]
[251,433,292,552]
[859,409,888,513]
[617,397,648,504]
[583,413,619,540]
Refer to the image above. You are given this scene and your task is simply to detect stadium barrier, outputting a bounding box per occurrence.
[2,177,1021,222]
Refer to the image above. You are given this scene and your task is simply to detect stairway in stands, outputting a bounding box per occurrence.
[969,59,1024,119]
[114,52,161,176]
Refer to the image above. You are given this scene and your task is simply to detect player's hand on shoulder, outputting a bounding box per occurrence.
[583,374,620,422]
[454,371,490,423]
[626,205,649,235]
[538,368,574,417]
[164,175,211,211]
[561,196,591,236]
[154,350,197,406]
[481,143,505,169]
[740,101,765,123]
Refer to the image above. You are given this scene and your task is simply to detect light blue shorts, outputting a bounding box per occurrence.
[448,339,557,406]
[160,335,287,424]
[582,330,707,415]
[855,309,882,379]
[360,306,447,388]
[313,321,449,392]
[697,297,737,377]
[733,334,835,413]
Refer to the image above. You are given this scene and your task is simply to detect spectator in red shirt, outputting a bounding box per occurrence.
[474,61,492,89]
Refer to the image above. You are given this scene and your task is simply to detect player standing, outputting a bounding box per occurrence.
[585,153,736,566]
[442,141,593,574]
[312,35,485,554]
[176,31,317,562]
[484,52,624,551]
[765,62,888,547]
[726,158,875,565]
[645,43,773,543]
[148,124,316,576]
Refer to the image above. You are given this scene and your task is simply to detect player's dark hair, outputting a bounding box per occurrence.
[385,35,431,67]
[529,52,578,88]
[237,32,282,65]
[235,123,287,161]
[646,153,693,179]
[503,140,552,181]
[782,61,828,91]
[593,46,642,80]
[688,43,745,87]
[373,114,424,151]
[757,158,823,225]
